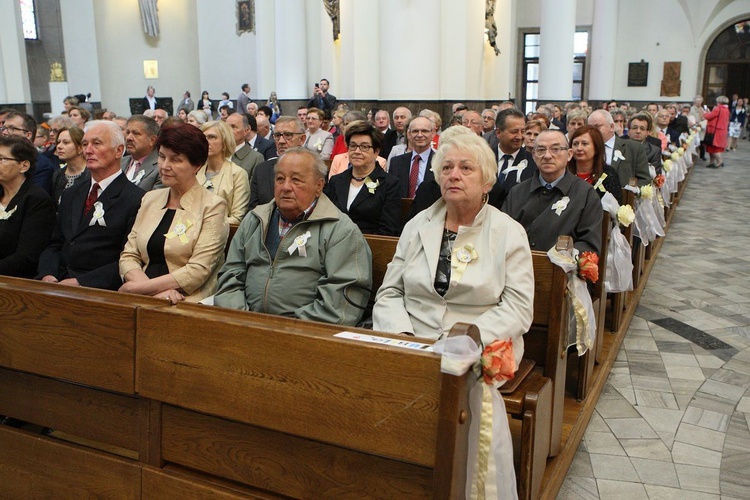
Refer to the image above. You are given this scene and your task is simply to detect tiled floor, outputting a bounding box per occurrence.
[558,142,750,500]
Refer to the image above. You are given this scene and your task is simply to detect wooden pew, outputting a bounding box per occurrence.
[364,234,399,304]
[137,306,475,498]
[401,197,414,228]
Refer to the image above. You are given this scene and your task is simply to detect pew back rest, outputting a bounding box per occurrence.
[136,304,444,467]
[0,277,165,393]
[364,234,399,302]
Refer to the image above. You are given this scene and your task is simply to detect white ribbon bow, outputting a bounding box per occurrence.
[133,169,146,185]
[613,150,626,162]
[551,196,570,216]
[89,201,107,227]
[503,159,528,183]
[0,206,17,220]
[287,231,312,257]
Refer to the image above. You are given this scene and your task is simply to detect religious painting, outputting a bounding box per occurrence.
[143,60,159,80]
[237,0,255,34]
[661,61,681,97]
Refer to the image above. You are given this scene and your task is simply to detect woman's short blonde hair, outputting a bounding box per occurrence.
[201,120,236,160]
[566,108,588,124]
[431,127,498,189]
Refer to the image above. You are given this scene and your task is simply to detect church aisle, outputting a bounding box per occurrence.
[559,143,750,500]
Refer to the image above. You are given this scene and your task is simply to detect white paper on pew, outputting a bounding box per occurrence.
[199,295,215,305]
[334,332,433,351]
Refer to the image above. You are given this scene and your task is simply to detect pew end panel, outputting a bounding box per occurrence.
[364,234,400,304]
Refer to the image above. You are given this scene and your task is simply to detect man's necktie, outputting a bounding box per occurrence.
[545,183,553,190]
[84,183,100,215]
[129,160,141,182]
[498,154,513,186]
[408,155,420,198]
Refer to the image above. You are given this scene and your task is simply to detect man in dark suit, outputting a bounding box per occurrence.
[141,85,161,112]
[249,116,307,209]
[588,110,651,185]
[502,130,602,254]
[120,115,162,191]
[246,113,277,160]
[666,103,689,135]
[389,116,435,198]
[655,109,680,146]
[381,107,411,159]
[227,113,265,181]
[627,113,662,172]
[492,108,537,197]
[38,121,145,290]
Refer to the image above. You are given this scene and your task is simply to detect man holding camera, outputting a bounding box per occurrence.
[306,79,337,113]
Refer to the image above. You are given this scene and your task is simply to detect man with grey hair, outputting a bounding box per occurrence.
[382,106,412,158]
[37,120,145,290]
[249,116,307,208]
[121,115,162,191]
[216,147,371,326]
[481,108,497,135]
[588,109,650,185]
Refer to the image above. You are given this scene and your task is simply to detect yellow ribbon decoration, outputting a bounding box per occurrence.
[165,218,193,244]
[593,172,608,193]
[471,384,494,499]
[451,244,478,284]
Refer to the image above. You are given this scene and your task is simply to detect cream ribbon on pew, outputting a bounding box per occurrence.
[433,336,518,500]
[547,247,596,355]
[600,192,634,294]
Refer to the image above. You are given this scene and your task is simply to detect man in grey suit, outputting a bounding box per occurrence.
[588,110,650,185]
[227,112,265,182]
[237,84,251,116]
[177,91,194,114]
[249,116,306,209]
[120,115,162,191]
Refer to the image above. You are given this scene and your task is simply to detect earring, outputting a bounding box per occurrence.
[482,193,489,205]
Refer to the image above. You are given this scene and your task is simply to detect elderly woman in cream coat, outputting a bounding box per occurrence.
[119,123,229,304]
[197,120,250,224]
[373,127,533,498]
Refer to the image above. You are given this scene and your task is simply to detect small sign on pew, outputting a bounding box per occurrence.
[334,332,433,351]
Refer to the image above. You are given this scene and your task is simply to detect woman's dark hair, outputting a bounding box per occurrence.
[344,120,384,153]
[258,105,273,117]
[0,135,38,178]
[567,125,605,180]
[155,122,209,167]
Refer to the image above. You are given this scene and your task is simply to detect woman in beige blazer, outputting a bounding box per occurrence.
[373,128,534,498]
[119,123,229,304]
[197,120,250,224]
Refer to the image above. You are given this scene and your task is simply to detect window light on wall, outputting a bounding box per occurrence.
[20,0,38,40]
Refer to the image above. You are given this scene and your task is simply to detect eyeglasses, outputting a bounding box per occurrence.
[0,156,19,164]
[272,131,304,141]
[533,146,568,156]
[408,128,432,136]
[0,125,29,134]
[348,143,373,152]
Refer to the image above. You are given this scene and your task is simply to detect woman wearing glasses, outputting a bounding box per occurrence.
[197,121,250,224]
[324,121,400,235]
[0,136,55,277]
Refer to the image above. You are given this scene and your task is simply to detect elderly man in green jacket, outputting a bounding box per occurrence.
[215,147,372,326]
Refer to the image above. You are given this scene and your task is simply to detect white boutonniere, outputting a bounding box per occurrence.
[551,196,570,216]
[287,231,312,257]
[89,201,106,226]
[165,218,194,244]
[593,172,608,193]
[505,159,528,183]
[613,150,626,162]
[204,179,214,190]
[451,243,478,284]
[454,244,478,264]
[364,176,380,194]
[314,139,324,152]
[0,206,17,220]
[133,169,146,185]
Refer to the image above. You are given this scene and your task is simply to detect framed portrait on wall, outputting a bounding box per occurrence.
[237,0,254,34]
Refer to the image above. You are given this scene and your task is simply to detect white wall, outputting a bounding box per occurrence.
[60,0,101,105]
[94,0,200,115]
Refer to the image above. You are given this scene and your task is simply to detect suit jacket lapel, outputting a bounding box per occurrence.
[69,181,89,235]
[418,209,444,281]
[74,175,125,237]
[348,166,383,212]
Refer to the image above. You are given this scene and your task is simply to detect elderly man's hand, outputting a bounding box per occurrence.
[59,278,80,286]
[41,275,59,283]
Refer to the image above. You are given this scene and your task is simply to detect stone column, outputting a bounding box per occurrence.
[588,0,619,100]
[538,0,576,102]
[274,0,307,99]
